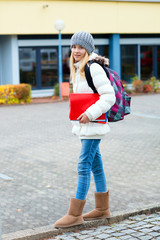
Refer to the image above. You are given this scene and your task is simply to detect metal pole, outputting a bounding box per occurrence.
[137,45,141,80]
[58,31,63,99]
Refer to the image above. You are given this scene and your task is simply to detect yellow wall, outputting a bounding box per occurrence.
[0,0,160,34]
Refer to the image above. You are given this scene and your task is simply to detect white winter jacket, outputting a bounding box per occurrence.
[71,53,116,139]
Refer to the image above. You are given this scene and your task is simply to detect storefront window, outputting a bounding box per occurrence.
[62,47,71,82]
[41,48,58,88]
[121,45,137,83]
[157,46,160,80]
[95,46,109,58]
[19,48,36,88]
[141,46,153,80]
[19,45,110,89]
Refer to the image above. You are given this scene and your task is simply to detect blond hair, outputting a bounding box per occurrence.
[70,51,90,83]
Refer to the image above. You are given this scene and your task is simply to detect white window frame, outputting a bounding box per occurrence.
[120,38,160,45]
[18,38,109,47]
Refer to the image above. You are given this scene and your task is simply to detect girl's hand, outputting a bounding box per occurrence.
[77,113,90,124]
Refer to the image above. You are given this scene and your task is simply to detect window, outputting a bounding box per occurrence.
[41,52,48,61]
[19,48,37,88]
[121,45,137,83]
[158,46,160,80]
[40,48,58,88]
[62,47,71,82]
[95,46,109,58]
[141,46,153,80]
[19,44,110,89]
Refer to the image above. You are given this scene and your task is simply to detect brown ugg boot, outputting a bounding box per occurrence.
[54,198,86,228]
[83,191,111,221]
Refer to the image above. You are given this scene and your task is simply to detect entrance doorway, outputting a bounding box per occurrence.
[19,47,58,89]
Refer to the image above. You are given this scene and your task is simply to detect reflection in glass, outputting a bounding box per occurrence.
[141,46,153,80]
[19,45,111,89]
[121,45,137,83]
[103,46,109,58]
[62,47,71,82]
[41,48,58,88]
[95,46,109,59]
[158,46,160,80]
[19,48,36,88]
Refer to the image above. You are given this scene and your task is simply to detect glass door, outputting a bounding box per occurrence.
[40,48,58,88]
[141,46,153,80]
[19,47,70,89]
[158,46,160,80]
[121,45,137,83]
[19,48,37,88]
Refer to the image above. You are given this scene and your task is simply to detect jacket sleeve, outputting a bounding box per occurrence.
[85,63,116,121]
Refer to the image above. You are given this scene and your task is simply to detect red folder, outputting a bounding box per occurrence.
[69,93,107,122]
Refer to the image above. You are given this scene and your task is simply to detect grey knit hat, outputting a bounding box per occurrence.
[70,31,95,54]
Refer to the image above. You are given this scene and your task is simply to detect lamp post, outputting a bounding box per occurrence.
[54,19,65,100]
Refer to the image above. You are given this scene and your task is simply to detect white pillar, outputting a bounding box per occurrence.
[0,35,19,85]
[11,35,19,85]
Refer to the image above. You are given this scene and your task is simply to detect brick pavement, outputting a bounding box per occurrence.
[0,94,160,235]
[46,212,160,240]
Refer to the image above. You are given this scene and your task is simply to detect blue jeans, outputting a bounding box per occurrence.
[75,139,107,200]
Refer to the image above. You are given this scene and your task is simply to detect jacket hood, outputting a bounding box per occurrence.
[89,52,109,67]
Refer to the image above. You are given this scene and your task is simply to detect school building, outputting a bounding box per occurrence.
[0,0,160,97]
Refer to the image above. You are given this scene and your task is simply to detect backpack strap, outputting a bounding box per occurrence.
[84,60,110,93]
[84,63,98,93]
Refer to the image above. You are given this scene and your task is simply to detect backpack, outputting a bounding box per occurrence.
[84,60,131,122]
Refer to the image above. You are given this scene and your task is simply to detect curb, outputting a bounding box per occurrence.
[2,204,160,240]
[0,98,69,108]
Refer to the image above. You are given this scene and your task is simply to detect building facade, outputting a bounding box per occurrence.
[0,0,160,97]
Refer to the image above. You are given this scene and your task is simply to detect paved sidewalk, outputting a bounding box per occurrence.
[45,211,160,240]
[0,94,160,236]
